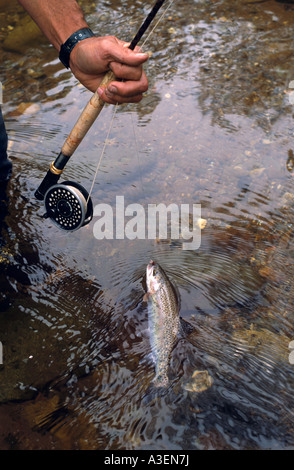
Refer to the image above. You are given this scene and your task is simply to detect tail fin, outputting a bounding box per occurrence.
[142,382,168,405]
[142,372,170,404]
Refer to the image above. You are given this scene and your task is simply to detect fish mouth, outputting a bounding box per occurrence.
[146,260,156,291]
[147,259,155,276]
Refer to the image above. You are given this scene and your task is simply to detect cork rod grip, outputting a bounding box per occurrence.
[61,70,116,157]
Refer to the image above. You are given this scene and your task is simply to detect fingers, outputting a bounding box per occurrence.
[100,38,149,102]
[98,71,149,105]
[110,39,149,68]
[70,35,150,103]
[98,39,149,104]
[109,60,143,81]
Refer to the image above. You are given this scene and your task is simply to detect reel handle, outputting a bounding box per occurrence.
[57,0,165,159]
[62,70,115,157]
[58,0,162,158]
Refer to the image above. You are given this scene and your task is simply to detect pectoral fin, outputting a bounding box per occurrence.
[143,290,156,302]
[180,317,195,336]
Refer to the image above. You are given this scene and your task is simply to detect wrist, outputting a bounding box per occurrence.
[56,21,89,48]
[59,27,95,68]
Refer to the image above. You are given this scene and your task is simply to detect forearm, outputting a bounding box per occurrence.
[17,0,148,101]
[17,0,88,49]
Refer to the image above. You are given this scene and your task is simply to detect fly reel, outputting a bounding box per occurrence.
[43,181,93,232]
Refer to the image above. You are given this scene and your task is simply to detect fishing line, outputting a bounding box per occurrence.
[140,0,175,49]
[86,103,118,204]
[130,110,145,196]
[129,0,175,198]
[86,0,175,203]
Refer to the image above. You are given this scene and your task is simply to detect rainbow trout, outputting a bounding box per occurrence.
[144,260,185,388]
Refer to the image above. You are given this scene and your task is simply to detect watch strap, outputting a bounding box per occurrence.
[59,27,95,69]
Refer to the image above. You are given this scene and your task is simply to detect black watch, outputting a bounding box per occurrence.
[59,27,95,69]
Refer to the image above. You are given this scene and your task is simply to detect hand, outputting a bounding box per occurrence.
[69,35,149,104]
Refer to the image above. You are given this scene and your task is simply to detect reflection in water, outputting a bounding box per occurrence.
[0,0,294,450]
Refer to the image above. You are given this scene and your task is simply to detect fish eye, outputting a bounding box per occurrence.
[152,268,157,276]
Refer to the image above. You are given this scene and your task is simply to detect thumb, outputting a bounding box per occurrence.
[114,43,149,66]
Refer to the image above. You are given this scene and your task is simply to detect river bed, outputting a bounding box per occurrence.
[0,0,294,450]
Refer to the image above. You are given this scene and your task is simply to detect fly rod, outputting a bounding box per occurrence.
[35,0,167,209]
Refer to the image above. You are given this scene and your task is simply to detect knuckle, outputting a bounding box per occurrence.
[140,76,148,93]
[134,94,143,103]
[100,36,118,60]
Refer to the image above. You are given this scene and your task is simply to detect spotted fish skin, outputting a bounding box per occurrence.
[145,260,181,388]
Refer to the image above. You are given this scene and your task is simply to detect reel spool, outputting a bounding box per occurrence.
[43,181,93,232]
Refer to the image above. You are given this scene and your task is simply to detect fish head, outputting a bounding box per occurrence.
[146,260,165,293]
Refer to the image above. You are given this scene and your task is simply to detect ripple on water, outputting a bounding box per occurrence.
[1,0,294,451]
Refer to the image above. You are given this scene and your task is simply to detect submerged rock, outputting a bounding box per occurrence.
[8,102,41,117]
[286,150,294,173]
[182,369,214,393]
[3,15,42,53]
[232,325,290,364]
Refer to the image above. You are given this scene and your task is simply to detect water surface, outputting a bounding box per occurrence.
[0,0,294,450]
